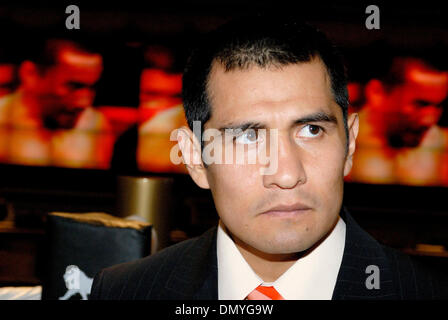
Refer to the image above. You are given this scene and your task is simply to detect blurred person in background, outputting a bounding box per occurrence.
[0,36,114,168]
[0,46,20,160]
[349,55,448,185]
[137,44,187,173]
[0,22,21,100]
[111,44,187,174]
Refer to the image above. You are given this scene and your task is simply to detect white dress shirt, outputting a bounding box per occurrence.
[217,216,346,300]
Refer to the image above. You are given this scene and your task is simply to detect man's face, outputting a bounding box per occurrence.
[139,68,182,122]
[199,59,357,255]
[379,63,448,148]
[33,49,103,129]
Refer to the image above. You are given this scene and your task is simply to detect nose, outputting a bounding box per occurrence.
[70,88,95,109]
[262,133,306,189]
[418,105,443,127]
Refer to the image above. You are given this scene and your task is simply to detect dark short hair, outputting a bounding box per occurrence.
[353,42,448,87]
[23,31,101,72]
[182,14,349,145]
[379,56,446,91]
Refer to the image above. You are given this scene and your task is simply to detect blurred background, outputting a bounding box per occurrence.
[0,1,447,288]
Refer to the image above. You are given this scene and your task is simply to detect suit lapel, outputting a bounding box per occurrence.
[161,227,218,299]
[332,207,398,299]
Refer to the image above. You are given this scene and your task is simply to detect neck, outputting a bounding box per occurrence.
[233,238,299,282]
[222,216,340,283]
[361,104,388,143]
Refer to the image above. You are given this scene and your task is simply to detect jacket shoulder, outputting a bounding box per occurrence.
[381,244,448,299]
[89,229,213,300]
[336,208,448,300]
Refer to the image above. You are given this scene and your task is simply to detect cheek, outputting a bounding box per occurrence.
[207,164,261,220]
[304,142,346,203]
[35,78,51,94]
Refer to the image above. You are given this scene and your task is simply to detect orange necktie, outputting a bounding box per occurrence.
[246,285,285,300]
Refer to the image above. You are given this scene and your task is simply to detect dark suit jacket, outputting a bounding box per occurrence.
[90,208,448,300]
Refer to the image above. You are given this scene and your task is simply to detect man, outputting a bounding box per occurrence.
[90,16,447,300]
[0,47,20,160]
[0,37,114,168]
[137,44,187,173]
[349,56,448,185]
[111,44,188,174]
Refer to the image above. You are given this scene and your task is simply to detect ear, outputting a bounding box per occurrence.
[176,126,210,189]
[364,79,386,107]
[18,60,40,89]
[344,113,359,177]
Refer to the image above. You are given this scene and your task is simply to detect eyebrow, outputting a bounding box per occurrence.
[293,111,338,126]
[218,111,338,132]
[218,122,264,132]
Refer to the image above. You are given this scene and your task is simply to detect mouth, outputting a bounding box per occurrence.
[62,108,84,117]
[59,109,84,120]
[260,202,312,218]
[47,110,83,129]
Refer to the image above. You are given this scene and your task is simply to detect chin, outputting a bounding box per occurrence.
[390,131,425,148]
[44,114,77,130]
[269,218,338,254]
[57,115,81,129]
[254,230,319,255]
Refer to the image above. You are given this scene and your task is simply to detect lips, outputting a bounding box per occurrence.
[53,109,84,129]
[261,202,312,217]
[62,108,84,116]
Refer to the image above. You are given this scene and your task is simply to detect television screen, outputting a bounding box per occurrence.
[0,3,446,185]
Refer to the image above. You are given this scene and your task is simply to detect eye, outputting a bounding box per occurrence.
[235,129,261,145]
[297,124,323,138]
[414,99,431,108]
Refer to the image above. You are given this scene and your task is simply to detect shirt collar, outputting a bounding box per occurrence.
[217,216,346,300]
[217,221,263,300]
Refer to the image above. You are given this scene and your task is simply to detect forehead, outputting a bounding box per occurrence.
[58,49,102,69]
[206,59,338,125]
[48,49,103,81]
[405,63,448,86]
[140,69,182,94]
[398,63,448,101]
